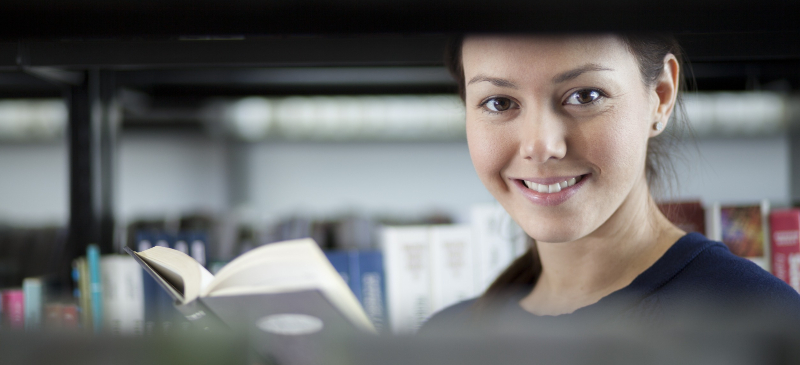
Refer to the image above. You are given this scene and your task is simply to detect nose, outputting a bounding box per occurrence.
[518,109,567,163]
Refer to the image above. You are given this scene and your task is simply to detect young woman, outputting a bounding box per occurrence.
[423,34,800,330]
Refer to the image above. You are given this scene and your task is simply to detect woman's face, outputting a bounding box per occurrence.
[463,35,665,243]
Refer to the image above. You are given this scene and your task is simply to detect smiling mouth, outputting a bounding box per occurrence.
[520,175,585,194]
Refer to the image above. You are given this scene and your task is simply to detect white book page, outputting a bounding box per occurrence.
[204,238,374,332]
[137,246,212,304]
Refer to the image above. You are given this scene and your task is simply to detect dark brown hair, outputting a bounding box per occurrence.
[445,34,689,310]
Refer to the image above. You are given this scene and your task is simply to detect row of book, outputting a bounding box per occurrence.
[0,278,79,330]
[54,203,521,334]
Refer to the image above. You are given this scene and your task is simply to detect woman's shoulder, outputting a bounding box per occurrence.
[654,233,800,308]
[418,298,477,334]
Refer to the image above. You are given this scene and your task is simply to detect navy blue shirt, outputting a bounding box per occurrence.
[422,233,800,333]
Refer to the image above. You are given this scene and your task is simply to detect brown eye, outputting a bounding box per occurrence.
[565,89,602,105]
[484,97,514,112]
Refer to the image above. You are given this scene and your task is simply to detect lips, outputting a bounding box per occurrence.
[512,174,589,206]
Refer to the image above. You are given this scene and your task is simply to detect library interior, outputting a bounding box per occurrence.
[3,1,800,364]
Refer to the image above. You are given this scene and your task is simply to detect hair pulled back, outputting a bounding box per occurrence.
[445,34,688,310]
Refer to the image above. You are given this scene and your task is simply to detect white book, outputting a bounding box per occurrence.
[23,277,43,331]
[430,225,475,313]
[471,203,528,294]
[381,226,432,334]
[100,256,145,335]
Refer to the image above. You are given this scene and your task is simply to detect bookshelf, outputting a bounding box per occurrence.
[1,2,800,362]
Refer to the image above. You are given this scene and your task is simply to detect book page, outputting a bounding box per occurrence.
[136,246,213,304]
[203,238,374,332]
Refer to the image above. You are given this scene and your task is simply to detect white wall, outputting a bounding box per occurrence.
[116,131,229,222]
[0,134,793,224]
[672,136,790,207]
[240,141,493,222]
[0,142,68,224]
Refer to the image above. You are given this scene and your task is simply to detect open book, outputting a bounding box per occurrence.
[125,238,374,364]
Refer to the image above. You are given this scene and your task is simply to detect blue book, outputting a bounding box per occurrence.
[86,244,103,333]
[357,250,387,332]
[185,231,209,267]
[324,251,352,292]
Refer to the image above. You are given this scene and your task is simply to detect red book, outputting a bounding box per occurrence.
[62,304,79,329]
[769,209,800,292]
[658,201,705,234]
[2,290,25,329]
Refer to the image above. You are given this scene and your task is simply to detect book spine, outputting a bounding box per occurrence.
[769,209,800,292]
[358,250,387,332]
[430,225,476,313]
[188,232,209,267]
[75,257,93,331]
[2,289,24,329]
[87,244,103,333]
[348,250,362,305]
[23,277,43,331]
[381,226,432,334]
[324,251,352,294]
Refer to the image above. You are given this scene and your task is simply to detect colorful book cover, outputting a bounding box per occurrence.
[718,201,770,270]
[658,201,706,234]
[720,204,766,258]
[769,209,800,292]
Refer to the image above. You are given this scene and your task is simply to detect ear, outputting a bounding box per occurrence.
[650,54,680,137]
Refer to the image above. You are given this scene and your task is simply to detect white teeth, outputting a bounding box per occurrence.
[522,175,583,194]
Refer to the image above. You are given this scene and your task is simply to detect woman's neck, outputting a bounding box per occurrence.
[519,178,685,316]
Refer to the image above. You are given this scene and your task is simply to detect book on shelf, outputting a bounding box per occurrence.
[471,203,528,293]
[769,209,800,292]
[2,289,24,329]
[658,200,706,234]
[430,225,475,313]
[707,200,771,270]
[23,277,42,331]
[381,226,433,334]
[125,238,374,365]
[325,250,388,332]
[100,256,145,335]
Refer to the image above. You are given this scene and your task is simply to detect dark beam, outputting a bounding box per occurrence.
[0,0,799,37]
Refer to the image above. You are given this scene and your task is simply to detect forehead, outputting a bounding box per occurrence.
[461,35,637,81]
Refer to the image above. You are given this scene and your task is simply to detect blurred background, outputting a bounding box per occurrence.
[1,0,800,350]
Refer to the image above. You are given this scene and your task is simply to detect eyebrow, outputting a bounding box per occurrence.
[467,75,518,89]
[467,63,614,89]
[552,63,614,83]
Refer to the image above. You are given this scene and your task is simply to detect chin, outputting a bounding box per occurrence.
[520,223,585,244]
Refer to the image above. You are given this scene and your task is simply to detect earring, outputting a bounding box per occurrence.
[654,122,664,131]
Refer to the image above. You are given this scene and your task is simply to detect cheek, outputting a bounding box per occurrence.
[466,117,516,189]
[579,103,651,181]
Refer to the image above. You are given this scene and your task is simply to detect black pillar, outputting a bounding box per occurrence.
[67,70,118,258]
